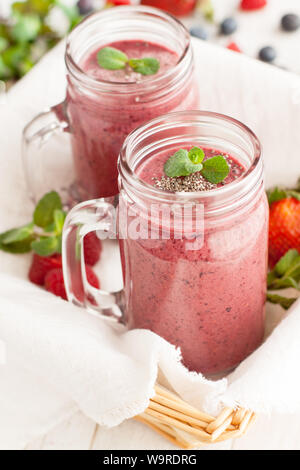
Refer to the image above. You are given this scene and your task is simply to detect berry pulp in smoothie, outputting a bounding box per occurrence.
[66,40,198,200]
[119,147,268,376]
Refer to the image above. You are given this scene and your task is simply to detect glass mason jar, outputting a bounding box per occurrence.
[62,111,269,377]
[23,6,198,203]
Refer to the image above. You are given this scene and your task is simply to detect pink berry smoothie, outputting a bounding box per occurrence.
[119,146,268,376]
[66,40,198,200]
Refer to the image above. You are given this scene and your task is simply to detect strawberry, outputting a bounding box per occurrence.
[227,42,242,53]
[240,0,267,11]
[106,0,131,5]
[268,197,300,267]
[140,0,196,17]
[28,253,62,286]
[83,232,102,266]
[45,266,100,301]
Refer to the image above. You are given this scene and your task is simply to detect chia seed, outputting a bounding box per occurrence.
[153,172,216,192]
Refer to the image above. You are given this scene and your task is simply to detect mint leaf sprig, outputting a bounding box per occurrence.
[97,46,160,76]
[266,249,300,309]
[164,147,230,184]
[0,191,66,256]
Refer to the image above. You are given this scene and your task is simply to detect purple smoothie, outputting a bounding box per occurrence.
[66,40,198,200]
[119,146,268,376]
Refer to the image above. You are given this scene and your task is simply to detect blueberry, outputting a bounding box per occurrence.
[220,17,238,36]
[258,46,277,63]
[281,13,300,32]
[189,26,208,41]
[77,0,94,15]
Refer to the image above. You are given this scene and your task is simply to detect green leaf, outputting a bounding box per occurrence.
[201,155,229,184]
[188,147,205,165]
[0,37,8,53]
[53,209,66,234]
[267,249,300,291]
[31,235,60,256]
[274,249,300,276]
[2,44,29,70]
[33,191,62,228]
[0,56,13,80]
[266,293,297,310]
[0,227,35,254]
[267,187,287,205]
[164,149,203,178]
[11,13,42,43]
[128,57,160,76]
[97,47,128,70]
[0,222,34,245]
[31,0,55,16]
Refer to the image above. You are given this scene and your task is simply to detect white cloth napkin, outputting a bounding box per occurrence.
[1,38,300,450]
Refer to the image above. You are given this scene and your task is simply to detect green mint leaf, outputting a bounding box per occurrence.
[274,249,300,276]
[0,228,34,254]
[97,47,128,70]
[31,236,60,256]
[53,209,66,235]
[128,57,160,76]
[164,149,202,178]
[188,147,205,165]
[33,191,62,228]
[0,222,34,245]
[201,155,229,184]
[11,13,41,43]
[267,249,300,291]
[266,293,297,310]
[0,37,8,53]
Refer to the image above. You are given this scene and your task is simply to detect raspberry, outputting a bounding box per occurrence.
[28,253,62,286]
[44,268,68,300]
[45,266,100,301]
[240,0,267,11]
[227,42,242,53]
[83,232,102,266]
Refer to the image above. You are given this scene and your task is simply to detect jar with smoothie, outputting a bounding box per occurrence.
[23,6,198,202]
[62,111,268,377]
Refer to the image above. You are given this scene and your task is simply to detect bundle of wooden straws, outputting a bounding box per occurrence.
[135,385,256,449]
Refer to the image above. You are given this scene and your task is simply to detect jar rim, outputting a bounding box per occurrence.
[65,5,191,94]
[118,110,263,217]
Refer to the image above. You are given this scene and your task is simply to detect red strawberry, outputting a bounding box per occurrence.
[83,232,102,266]
[227,42,242,53]
[106,0,131,5]
[45,266,100,301]
[240,0,267,11]
[140,0,196,17]
[268,197,300,267]
[28,253,62,286]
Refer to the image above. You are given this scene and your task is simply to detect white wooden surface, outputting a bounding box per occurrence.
[24,410,300,450]
[2,0,300,450]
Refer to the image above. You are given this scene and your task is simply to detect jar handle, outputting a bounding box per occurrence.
[62,198,124,322]
[22,102,69,202]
